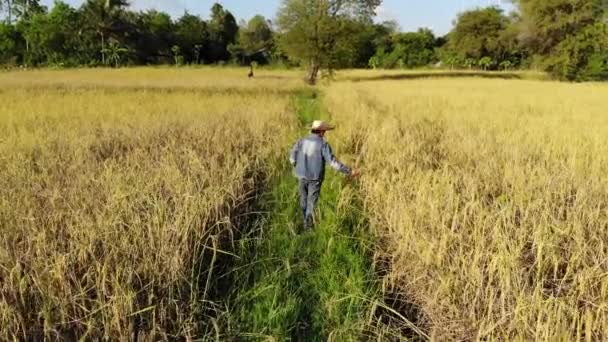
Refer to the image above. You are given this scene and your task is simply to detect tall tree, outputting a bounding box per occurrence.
[514,0,608,80]
[207,3,238,62]
[446,7,510,67]
[174,12,208,64]
[516,0,606,55]
[12,0,44,59]
[19,1,82,65]
[231,15,274,64]
[81,0,129,65]
[277,0,382,84]
[129,10,175,64]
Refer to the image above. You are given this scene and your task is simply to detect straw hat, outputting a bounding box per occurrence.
[311,120,335,131]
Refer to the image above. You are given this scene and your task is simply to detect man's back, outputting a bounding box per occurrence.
[290,122,356,229]
[290,133,351,181]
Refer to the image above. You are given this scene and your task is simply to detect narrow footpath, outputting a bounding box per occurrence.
[226,90,382,341]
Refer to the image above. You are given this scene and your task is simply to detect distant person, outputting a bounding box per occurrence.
[289,120,359,229]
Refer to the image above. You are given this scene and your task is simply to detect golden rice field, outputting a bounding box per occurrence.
[0,68,296,339]
[2,67,608,340]
[328,78,608,340]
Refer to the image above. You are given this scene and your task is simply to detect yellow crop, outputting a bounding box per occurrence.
[0,67,297,339]
[327,77,608,340]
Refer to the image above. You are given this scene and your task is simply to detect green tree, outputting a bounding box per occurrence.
[516,0,606,55]
[368,55,380,69]
[11,0,44,60]
[464,58,476,69]
[174,12,208,64]
[349,21,390,68]
[102,39,127,67]
[549,23,608,81]
[445,7,509,66]
[500,60,513,71]
[129,10,175,64]
[207,3,238,62]
[18,1,85,66]
[171,44,181,65]
[277,0,382,84]
[372,28,438,69]
[438,50,462,70]
[82,0,129,65]
[515,0,608,80]
[478,56,493,71]
[0,22,20,64]
[231,15,274,64]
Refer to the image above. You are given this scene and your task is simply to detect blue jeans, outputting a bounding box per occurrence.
[299,179,322,228]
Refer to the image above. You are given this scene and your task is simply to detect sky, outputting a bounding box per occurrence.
[39,0,515,35]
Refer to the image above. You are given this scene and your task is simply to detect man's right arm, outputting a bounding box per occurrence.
[322,142,352,176]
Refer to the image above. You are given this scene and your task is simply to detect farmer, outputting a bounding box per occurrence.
[289,120,358,229]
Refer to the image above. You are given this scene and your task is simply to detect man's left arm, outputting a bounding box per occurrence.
[289,140,300,167]
[322,142,352,176]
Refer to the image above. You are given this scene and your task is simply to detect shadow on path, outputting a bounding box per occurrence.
[346,71,523,83]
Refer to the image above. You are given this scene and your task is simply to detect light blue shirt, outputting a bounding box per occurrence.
[289,134,352,181]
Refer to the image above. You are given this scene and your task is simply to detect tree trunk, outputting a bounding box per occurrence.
[7,0,12,24]
[23,0,29,64]
[306,60,320,85]
[101,32,105,65]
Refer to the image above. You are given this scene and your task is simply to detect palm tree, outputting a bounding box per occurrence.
[102,40,128,67]
[478,57,493,71]
[82,0,129,65]
[171,45,181,66]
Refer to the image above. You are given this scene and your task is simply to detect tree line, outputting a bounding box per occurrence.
[0,0,606,82]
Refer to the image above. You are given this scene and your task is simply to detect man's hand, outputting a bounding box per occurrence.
[350,169,361,179]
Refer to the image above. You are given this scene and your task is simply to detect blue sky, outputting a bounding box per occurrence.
[40,0,515,35]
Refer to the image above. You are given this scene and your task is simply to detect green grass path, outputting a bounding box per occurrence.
[226,90,381,341]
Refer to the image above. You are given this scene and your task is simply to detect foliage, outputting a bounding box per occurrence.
[515,0,608,80]
[18,1,83,66]
[206,3,238,62]
[441,7,522,70]
[81,0,129,65]
[174,12,208,64]
[101,39,128,66]
[370,28,438,69]
[548,23,608,81]
[230,15,274,65]
[1,0,608,81]
[171,44,181,65]
[277,0,382,84]
[0,21,19,64]
[0,2,248,67]
[128,10,175,64]
[478,56,492,70]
